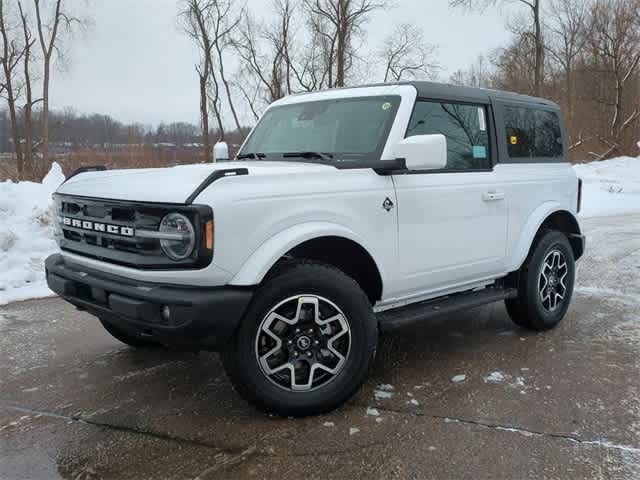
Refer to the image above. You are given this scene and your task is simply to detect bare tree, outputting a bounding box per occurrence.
[586,0,640,160]
[305,0,386,88]
[235,0,296,113]
[181,0,215,158]
[451,0,545,96]
[380,23,439,82]
[210,0,243,132]
[0,0,25,179]
[545,0,589,130]
[491,33,538,93]
[450,54,492,88]
[34,0,85,165]
[291,23,330,91]
[180,0,243,145]
[18,0,41,179]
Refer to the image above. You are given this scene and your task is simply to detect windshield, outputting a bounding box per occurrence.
[239,96,401,164]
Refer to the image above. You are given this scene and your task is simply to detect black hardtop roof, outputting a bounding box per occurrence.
[344,80,560,109]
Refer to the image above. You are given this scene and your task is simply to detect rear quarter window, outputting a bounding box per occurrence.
[503,106,564,160]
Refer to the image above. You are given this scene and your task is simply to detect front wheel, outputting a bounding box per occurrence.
[222,261,378,417]
[505,230,576,331]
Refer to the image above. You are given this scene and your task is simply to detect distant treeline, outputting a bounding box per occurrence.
[0,109,250,153]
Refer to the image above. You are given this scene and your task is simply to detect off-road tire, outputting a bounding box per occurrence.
[505,230,575,331]
[222,260,378,417]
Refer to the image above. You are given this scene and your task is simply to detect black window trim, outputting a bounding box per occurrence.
[497,101,568,164]
[397,97,497,175]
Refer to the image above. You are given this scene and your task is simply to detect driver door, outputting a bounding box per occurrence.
[392,100,508,298]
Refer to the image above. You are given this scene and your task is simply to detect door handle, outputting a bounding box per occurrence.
[483,190,505,202]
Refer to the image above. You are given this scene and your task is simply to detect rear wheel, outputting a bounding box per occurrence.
[505,230,575,331]
[99,318,160,348]
[223,261,377,417]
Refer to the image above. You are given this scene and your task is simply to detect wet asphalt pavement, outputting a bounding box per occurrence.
[1,214,639,479]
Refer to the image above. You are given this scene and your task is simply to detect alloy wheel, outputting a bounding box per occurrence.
[538,249,569,312]
[255,295,351,392]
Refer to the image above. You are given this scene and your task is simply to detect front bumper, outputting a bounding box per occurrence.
[45,254,253,351]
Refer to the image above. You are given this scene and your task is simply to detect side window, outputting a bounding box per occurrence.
[406,101,492,170]
[504,106,563,159]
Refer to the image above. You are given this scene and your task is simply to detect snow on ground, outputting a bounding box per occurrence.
[0,157,639,306]
[574,156,640,218]
[0,164,64,305]
[484,372,506,383]
[374,389,394,400]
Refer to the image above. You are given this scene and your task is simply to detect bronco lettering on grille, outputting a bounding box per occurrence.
[61,217,135,237]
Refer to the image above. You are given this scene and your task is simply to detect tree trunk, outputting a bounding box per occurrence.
[565,68,573,138]
[19,2,34,180]
[533,0,544,96]
[22,61,34,181]
[335,23,346,87]
[41,55,50,164]
[215,42,242,132]
[35,0,63,167]
[0,1,24,179]
[7,90,24,179]
[209,70,225,141]
[199,73,211,162]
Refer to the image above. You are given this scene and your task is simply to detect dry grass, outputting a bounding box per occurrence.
[0,146,209,182]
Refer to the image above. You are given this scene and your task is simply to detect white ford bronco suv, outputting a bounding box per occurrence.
[46,82,585,416]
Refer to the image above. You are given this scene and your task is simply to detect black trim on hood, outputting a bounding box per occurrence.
[185,168,249,205]
[64,165,107,183]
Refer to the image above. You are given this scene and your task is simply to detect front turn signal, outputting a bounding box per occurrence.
[205,220,214,251]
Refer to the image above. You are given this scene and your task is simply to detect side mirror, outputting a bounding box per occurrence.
[213,141,229,163]
[393,134,447,171]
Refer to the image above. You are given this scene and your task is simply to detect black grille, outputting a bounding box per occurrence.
[54,194,213,270]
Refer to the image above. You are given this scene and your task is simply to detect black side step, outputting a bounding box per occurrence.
[377,287,518,332]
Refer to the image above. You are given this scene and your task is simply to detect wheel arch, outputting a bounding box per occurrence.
[508,204,583,272]
[229,223,385,303]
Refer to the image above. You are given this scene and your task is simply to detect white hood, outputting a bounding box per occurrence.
[56,161,335,203]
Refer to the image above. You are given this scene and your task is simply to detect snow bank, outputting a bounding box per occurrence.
[574,156,640,218]
[0,163,65,305]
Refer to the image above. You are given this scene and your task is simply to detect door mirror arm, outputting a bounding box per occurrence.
[373,158,408,175]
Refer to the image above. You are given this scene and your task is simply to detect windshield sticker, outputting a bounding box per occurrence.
[478,107,486,131]
[382,102,392,111]
[473,146,487,159]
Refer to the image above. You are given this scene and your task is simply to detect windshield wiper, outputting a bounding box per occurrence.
[237,152,266,160]
[282,151,334,162]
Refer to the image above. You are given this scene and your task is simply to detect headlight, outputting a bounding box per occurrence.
[159,213,196,261]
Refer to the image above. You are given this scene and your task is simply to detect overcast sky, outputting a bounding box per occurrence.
[51,0,513,126]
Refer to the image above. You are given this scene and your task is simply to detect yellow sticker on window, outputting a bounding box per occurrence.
[510,135,518,145]
[382,102,392,111]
